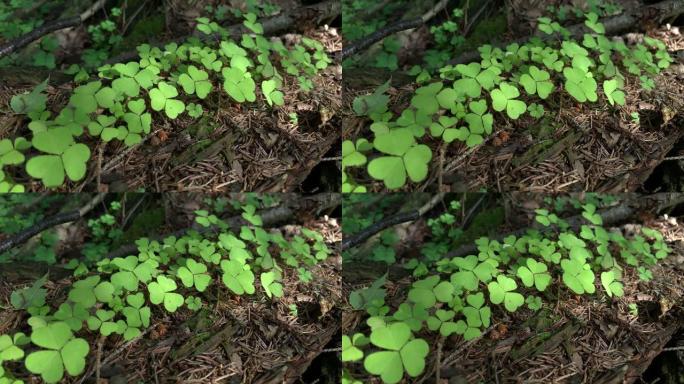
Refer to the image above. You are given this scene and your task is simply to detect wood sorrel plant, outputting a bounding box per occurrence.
[342,12,674,191]
[4,13,331,190]
[343,197,672,384]
[0,203,331,384]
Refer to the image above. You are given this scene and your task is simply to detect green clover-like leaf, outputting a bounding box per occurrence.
[221,258,255,295]
[363,322,429,384]
[602,79,625,106]
[490,82,526,119]
[178,65,212,99]
[516,258,551,291]
[25,322,89,384]
[148,275,184,312]
[487,275,524,312]
[261,79,284,106]
[519,66,554,99]
[600,270,624,297]
[149,81,185,119]
[177,258,211,292]
[222,67,256,103]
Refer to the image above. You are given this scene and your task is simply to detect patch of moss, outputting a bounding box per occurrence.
[452,206,505,248]
[115,206,164,246]
[113,13,165,54]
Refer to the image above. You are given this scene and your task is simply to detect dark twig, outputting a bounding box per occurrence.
[105,0,340,65]
[447,0,684,65]
[0,17,81,59]
[341,17,423,60]
[105,193,341,259]
[342,193,445,251]
[444,193,684,259]
[0,193,106,253]
[0,0,108,59]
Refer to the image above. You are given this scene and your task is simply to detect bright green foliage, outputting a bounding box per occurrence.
[243,13,264,34]
[185,296,202,311]
[178,65,212,99]
[363,322,429,384]
[526,295,542,310]
[584,12,605,34]
[487,275,524,312]
[455,292,491,340]
[222,67,256,103]
[563,66,598,102]
[519,66,554,99]
[121,293,151,331]
[69,81,101,114]
[581,203,602,225]
[87,309,119,336]
[600,270,624,297]
[241,205,263,226]
[527,103,544,118]
[342,333,369,362]
[186,103,204,118]
[68,276,114,308]
[24,322,89,384]
[367,128,432,189]
[261,271,284,298]
[0,139,26,166]
[407,275,447,308]
[177,258,211,292]
[462,99,494,146]
[490,83,526,119]
[453,63,497,98]
[261,79,284,106]
[149,82,185,119]
[342,139,371,168]
[0,334,25,362]
[121,99,152,145]
[429,116,460,143]
[561,258,595,294]
[516,258,551,291]
[450,255,495,291]
[221,259,255,295]
[426,309,458,336]
[602,79,625,106]
[392,303,428,332]
[411,82,442,115]
[94,87,118,109]
[54,303,89,331]
[25,129,90,187]
[10,79,48,116]
[111,255,157,291]
[148,275,184,312]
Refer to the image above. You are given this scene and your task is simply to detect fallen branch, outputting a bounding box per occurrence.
[0,193,106,254]
[105,193,341,259]
[105,0,340,65]
[444,193,684,259]
[342,193,445,251]
[447,0,684,65]
[341,0,449,60]
[0,0,107,59]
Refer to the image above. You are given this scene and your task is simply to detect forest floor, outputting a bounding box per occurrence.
[342,0,684,193]
[0,193,342,383]
[341,193,684,383]
[0,0,342,192]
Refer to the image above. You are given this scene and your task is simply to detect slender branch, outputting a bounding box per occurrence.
[447,0,684,65]
[105,0,340,65]
[342,193,445,251]
[0,0,108,59]
[0,193,106,254]
[105,193,341,259]
[341,18,422,60]
[444,193,684,259]
[0,17,81,59]
[0,210,80,253]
